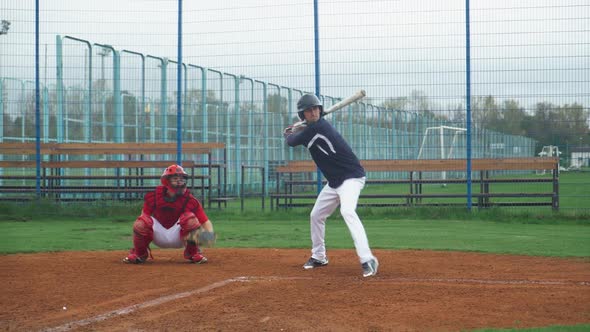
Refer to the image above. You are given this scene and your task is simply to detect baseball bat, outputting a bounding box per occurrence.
[291,89,366,129]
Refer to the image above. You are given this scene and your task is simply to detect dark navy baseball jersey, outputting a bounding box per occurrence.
[286,118,365,188]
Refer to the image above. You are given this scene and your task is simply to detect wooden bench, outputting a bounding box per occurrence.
[271,157,560,210]
[0,142,229,205]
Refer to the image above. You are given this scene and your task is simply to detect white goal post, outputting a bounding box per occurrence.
[417,125,467,181]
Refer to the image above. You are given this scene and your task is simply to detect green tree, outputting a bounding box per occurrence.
[527,102,589,152]
[267,93,287,114]
[381,96,408,111]
[266,93,288,127]
[472,95,501,130]
[555,103,589,146]
[0,20,10,35]
[447,102,466,126]
[501,99,528,136]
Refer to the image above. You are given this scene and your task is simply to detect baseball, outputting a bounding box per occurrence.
[62,306,67,310]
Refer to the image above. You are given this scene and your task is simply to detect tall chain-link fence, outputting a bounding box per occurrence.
[1,1,588,211]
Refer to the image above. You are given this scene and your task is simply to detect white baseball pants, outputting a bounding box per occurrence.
[152,217,184,248]
[309,177,375,264]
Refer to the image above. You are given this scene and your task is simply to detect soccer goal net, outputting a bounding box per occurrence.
[416,125,467,180]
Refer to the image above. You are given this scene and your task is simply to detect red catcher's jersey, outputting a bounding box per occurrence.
[142,186,208,229]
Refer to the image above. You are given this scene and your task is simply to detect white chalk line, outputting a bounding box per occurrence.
[41,275,589,332]
[41,276,310,332]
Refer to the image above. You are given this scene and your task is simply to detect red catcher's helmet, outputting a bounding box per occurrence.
[161,164,189,192]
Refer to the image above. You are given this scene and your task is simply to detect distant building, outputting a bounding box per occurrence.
[570,147,590,168]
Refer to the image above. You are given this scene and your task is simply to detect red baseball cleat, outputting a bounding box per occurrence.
[123,248,149,264]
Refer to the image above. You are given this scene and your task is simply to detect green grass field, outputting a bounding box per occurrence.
[1,201,589,256]
[2,216,589,257]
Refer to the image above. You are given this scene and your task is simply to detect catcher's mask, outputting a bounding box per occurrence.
[297,94,324,120]
[161,164,188,196]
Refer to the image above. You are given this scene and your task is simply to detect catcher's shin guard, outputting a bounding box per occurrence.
[124,222,154,264]
[183,243,207,264]
[123,232,153,264]
[133,232,152,256]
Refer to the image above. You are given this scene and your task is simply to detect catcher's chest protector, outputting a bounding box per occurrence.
[152,187,191,228]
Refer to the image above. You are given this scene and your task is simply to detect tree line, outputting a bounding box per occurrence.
[2,81,588,155]
[380,91,589,153]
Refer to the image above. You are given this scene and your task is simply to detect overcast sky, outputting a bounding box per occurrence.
[1,0,588,110]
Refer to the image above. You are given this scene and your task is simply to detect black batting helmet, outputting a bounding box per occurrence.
[297,94,324,120]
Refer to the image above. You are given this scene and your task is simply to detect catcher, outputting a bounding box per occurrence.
[123,164,216,264]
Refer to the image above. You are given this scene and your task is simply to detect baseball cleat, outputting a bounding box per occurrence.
[184,244,207,264]
[361,258,379,277]
[123,253,147,264]
[188,253,208,264]
[303,257,329,269]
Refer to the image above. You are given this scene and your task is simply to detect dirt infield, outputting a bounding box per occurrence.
[1,249,589,332]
